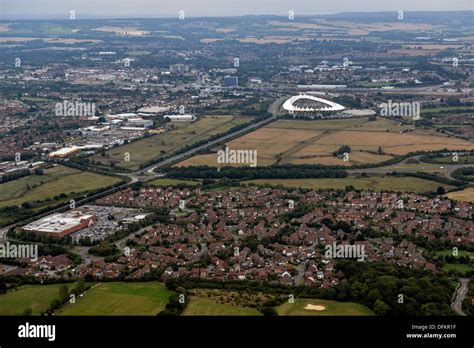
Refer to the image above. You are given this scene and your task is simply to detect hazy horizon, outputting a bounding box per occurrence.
[0,0,472,19]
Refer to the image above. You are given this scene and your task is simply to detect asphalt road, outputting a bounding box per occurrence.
[0,99,285,245]
[451,278,469,316]
[140,104,281,174]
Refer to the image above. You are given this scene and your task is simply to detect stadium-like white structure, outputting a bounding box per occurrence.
[282,94,345,114]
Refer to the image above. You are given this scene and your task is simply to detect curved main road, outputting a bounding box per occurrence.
[451,278,469,316]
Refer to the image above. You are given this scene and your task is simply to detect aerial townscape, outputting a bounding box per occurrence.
[0,1,473,329]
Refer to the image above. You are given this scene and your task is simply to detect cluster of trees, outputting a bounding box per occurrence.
[157,287,189,316]
[0,168,31,184]
[420,152,474,165]
[89,241,119,257]
[462,285,474,316]
[8,228,75,246]
[163,164,347,180]
[333,145,351,157]
[42,279,90,316]
[443,255,471,264]
[163,259,455,316]
[335,260,454,315]
[333,96,362,108]
[422,248,473,276]
[452,167,474,182]
[38,244,81,265]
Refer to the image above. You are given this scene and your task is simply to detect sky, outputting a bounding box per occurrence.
[0,0,472,19]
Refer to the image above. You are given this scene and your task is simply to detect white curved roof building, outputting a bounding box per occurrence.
[283,94,345,113]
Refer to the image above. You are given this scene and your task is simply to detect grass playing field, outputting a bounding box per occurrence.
[92,115,254,170]
[56,282,173,316]
[183,298,262,316]
[0,165,122,209]
[275,298,374,316]
[178,117,474,167]
[0,283,75,315]
[244,175,452,193]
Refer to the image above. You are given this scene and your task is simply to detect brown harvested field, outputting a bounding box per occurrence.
[230,126,321,159]
[271,118,367,130]
[177,154,222,167]
[177,117,474,167]
[345,151,394,163]
[315,130,473,155]
[446,188,474,203]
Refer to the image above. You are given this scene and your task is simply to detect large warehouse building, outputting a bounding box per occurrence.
[164,114,196,122]
[22,211,97,237]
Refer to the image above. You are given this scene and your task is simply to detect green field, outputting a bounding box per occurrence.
[148,178,201,187]
[435,250,474,259]
[422,106,474,113]
[0,165,121,209]
[244,175,452,193]
[56,282,173,315]
[0,283,74,315]
[435,250,473,275]
[183,298,262,316]
[441,263,472,275]
[92,115,253,170]
[275,299,374,316]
